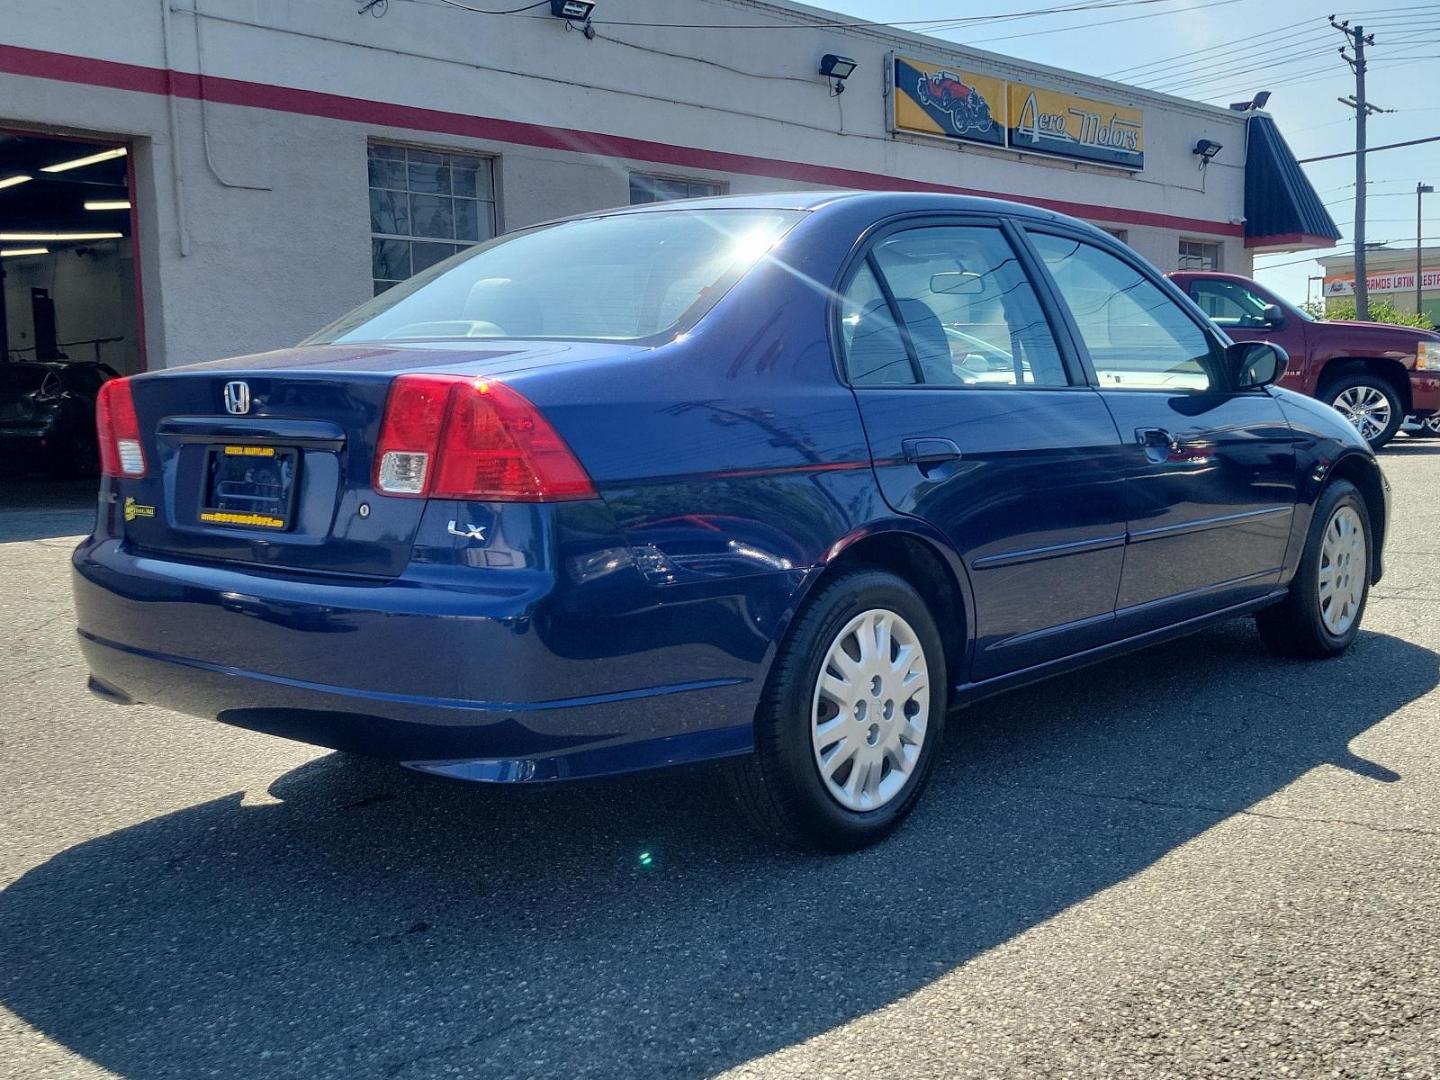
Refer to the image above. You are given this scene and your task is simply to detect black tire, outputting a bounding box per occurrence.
[1322,372,1404,449]
[1406,415,1440,439]
[728,569,948,853]
[1256,479,1371,659]
[48,431,97,480]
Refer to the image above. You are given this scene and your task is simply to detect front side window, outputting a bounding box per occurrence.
[1188,278,1276,329]
[1032,233,1217,391]
[313,208,803,345]
[866,226,1069,388]
[629,174,728,205]
[368,143,497,295]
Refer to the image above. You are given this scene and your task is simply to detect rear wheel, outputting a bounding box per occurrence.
[729,570,946,852]
[1324,373,1403,449]
[1407,414,1440,439]
[1256,479,1370,658]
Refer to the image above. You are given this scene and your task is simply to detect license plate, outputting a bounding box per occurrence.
[199,445,299,530]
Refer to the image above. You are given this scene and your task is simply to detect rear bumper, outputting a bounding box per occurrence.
[73,538,779,780]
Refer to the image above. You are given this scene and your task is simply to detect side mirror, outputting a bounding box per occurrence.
[1261,303,1285,327]
[1229,340,1288,388]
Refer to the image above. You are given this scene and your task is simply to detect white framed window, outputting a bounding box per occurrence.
[1177,238,1222,271]
[629,173,728,205]
[368,142,497,295]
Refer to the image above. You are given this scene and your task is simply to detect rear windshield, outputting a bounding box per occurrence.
[308,208,805,346]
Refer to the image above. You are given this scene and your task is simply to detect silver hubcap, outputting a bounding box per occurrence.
[1424,416,1440,434]
[811,609,930,812]
[1318,505,1366,636]
[1332,385,1393,442]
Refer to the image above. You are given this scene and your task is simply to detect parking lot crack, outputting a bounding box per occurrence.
[382,1010,554,1078]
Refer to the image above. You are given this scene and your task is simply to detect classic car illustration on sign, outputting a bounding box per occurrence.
[915,70,995,134]
[893,56,1006,146]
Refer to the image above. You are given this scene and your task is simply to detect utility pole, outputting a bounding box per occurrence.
[1333,17,1384,321]
[1419,183,1433,317]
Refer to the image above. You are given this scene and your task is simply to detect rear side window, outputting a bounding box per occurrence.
[1031,233,1216,392]
[840,263,916,385]
[865,226,1069,388]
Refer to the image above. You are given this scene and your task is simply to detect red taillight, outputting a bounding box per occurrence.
[374,375,595,502]
[96,377,147,478]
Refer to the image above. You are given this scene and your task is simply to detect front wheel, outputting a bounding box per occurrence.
[729,570,947,852]
[1406,414,1440,439]
[1325,374,1403,448]
[1256,479,1371,658]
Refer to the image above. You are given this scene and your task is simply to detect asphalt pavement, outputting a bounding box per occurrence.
[1,449,1438,1080]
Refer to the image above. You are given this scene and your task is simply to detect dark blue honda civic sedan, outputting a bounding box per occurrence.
[74,192,1387,850]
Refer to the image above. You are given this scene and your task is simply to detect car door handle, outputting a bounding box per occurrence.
[1134,427,1180,452]
[902,438,963,465]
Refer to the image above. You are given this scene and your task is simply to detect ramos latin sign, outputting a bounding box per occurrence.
[891,55,1145,170]
[1325,269,1440,296]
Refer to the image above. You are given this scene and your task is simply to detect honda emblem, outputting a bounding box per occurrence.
[223,381,251,416]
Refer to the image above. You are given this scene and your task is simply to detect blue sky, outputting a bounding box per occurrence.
[821,0,1440,305]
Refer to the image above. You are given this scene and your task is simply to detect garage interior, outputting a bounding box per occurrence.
[0,132,140,375]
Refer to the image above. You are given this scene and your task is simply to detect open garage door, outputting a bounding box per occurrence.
[0,131,141,483]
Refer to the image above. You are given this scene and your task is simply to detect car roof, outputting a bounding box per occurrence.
[614,189,1072,220]
[1167,270,1256,284]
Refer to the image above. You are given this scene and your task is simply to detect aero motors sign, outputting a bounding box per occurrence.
[891,54,1145,170]
[1325,269,1440,296]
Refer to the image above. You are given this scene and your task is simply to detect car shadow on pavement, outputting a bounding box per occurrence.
[1,620,1435,1079]
[0,477,98,542]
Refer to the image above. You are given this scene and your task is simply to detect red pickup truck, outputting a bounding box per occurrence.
[1170,271,1440,448]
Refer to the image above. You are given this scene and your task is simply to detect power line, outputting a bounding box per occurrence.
[1136,33,1333,91]
[1299,133,1440,162]
[428,0,546,13]
[1185,52,1437,105]
[1145,43,1338,93]
[966,0,1247,45]
[587,0,1230,31]
[1255,240,1440,272]
[1103,19,1313,77]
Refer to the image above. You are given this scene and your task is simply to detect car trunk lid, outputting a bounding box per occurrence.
[114,341,635,577]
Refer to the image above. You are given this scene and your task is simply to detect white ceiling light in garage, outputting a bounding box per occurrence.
[0,174,32,190]
[39,147,127,173]
[0,231,123,241]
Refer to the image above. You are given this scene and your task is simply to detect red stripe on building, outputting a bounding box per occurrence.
[0,43,1245,238]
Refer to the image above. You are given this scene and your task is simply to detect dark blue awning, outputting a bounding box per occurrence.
[1245,113,1341,252]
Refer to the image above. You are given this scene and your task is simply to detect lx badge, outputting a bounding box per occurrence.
[447,521,488,541]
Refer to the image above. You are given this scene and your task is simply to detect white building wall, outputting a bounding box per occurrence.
[0,0,1255,368]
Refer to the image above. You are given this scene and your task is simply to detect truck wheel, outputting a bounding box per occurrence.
[1323,373,1403,449]
[1256,479,1370,659]
[1407,415,1440,439]
[729,570,947,852]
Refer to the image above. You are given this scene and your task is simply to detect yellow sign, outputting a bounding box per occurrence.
[893,56,1006,146]
[1006,82,1145,168]
[224,445,275,457]
[199,510,286,529]
[123,497,155,522]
